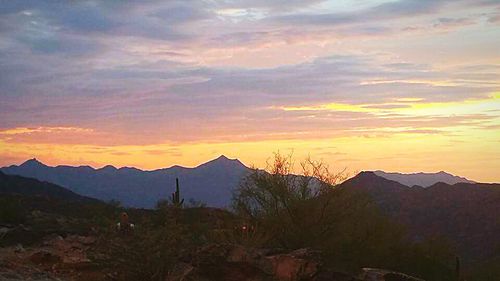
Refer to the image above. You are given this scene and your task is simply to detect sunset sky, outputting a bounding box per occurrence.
[0,0,499,182]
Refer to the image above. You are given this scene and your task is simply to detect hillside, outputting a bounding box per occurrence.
[1,156,250,208]
[1,169,498,280]
[338,172,500,264]
[0,172,436,281]
[0,171,99,203]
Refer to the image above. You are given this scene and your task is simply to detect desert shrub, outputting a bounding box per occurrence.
[207,221,272,248]
[94,206,215,281]
[0,197,26,224]
[186,198,206,208]
[233,152,349,249]
[232,152,456,280]
[467,254,500,281]
[95,215,192,281]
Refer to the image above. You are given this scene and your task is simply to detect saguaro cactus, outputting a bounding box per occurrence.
[171,178,184,207]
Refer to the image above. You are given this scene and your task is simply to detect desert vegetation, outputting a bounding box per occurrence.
[0,154,498,281]
[231,153,457,280]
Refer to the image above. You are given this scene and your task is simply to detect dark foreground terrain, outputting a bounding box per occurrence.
[1,171,499,281]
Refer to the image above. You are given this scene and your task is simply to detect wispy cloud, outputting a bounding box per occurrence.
[0,0,499,181]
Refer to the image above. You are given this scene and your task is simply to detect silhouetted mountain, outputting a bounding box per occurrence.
[1,156,250,208]
[0,171,98,203]
[373,170,475,187]
[338,172,500,264]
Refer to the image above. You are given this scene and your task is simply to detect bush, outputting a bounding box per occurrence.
[95,215,192,281]
[232,152,456,280]
[0,197,26,224]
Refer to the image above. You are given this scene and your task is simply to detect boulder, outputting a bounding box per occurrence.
[65,235,96,245]
[263,248,320,281]
[165,262,196,281]
[226,244,253,263]
[314,270,361,281]
[29,250,62,265]
[360,268,425,281]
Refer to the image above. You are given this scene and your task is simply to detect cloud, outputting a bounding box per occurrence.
[488,14,500,23]
[0,0,213,48]
[0,0,498,146]
[272,0,444,26]
[1,49,497,144]
[213,0,326,11]
[432,17,476,29]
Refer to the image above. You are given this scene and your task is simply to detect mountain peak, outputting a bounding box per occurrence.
[196,155,247,170]
[98,165,117,172]
[215,155,230,161]
[20,158,47,168]
[209,155,238,163]
[352,171,397,184]
[216,155,245,165]
[356,171,379,178]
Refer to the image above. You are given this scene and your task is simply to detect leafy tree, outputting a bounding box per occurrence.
[232,152,350,248]
[232,152,456,280]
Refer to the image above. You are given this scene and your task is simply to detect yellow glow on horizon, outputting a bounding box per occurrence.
[1,95,498,183]
[1,126,499,183]
[279,94,500,117]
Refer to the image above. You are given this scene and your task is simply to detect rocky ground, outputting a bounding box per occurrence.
[0,233,424,281]
[0,234,104,281]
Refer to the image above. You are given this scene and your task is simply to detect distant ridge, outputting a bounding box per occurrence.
[1,156,250,208]
[0,158,488,208]
[0,171,99,203]
[338,171,500,263]
[373,170,475,187]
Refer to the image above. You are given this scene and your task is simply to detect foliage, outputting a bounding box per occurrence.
[232,152,350,248]
[108,199,122,208]
[155,198,170,210]
[465,244,500,281]
[94,213,192,281]
[232,152,457,280]
[186,198,206,208]
[0,197,26,224]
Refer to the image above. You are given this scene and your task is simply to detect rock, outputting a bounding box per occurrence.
[165,262,196,281]
[42,235,63,246]
[360,268,426,281]
[77,235,96,245]
[65,235,96,245]
[314,270,361,281]
[227,245,252,263]
[0,226,11,235]
[193,243,229,268]
[14,244,25,253]
[192,244,273,281]
[160,244,425,281]
[29,250,62,265]
[193,245,322,281]
[263,248,320,281]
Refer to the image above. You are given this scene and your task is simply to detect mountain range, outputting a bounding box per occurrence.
[1,156,250,208]
[1,166,498,266]
[373,170,475,187]
[0,157,482,208]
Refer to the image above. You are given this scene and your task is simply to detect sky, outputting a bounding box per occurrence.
[0,0,499,182]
